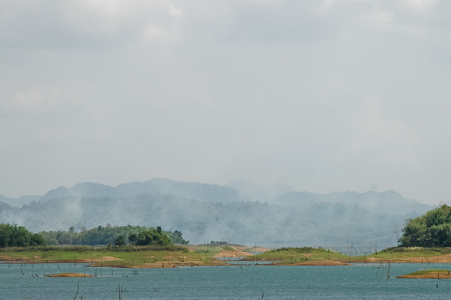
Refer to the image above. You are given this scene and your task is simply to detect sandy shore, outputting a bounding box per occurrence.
[215,250,254,258]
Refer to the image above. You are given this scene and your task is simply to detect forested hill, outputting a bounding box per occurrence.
[40,178,241,203]
[0,179,432,247]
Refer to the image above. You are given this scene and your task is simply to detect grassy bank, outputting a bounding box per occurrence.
[398,269,451,279]
[5,245,451,268]
[241,246,451,265]
[0,244,230,268]
[241,247,349,265]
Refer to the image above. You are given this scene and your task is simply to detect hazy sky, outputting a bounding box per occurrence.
[1,0,450,204]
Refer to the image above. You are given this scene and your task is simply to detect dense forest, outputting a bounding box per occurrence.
[40,225,189,246]
[399,204,451,247]
[0,224,188,248]
[0,224,45,247]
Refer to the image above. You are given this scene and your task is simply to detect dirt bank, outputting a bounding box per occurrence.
[215,250,254,258]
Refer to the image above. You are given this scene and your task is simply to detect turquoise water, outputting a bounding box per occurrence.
[0,263,450,299]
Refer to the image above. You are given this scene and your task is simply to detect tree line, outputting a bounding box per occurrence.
[400,204,451,247]
[0,223,189,248]
[40,224,189,246]
[0,224,45,247]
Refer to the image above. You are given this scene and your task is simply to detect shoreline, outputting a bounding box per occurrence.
[5,256,451,269]
[4,246,451,269]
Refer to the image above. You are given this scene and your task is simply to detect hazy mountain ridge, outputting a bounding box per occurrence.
[40,178,241,203]
[276,190,430,216]
[0,179,433,247]
[0,193,40,208]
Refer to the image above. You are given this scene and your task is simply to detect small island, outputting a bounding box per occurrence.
[398,270,451,279]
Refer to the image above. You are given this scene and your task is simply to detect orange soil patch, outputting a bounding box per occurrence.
[365,257,379,263]
[215,250,254,258]
[0,256,23,262]
[46,273,94,278]
[248,247,271,252]
[229,245,271,253]
[215,245,271,258]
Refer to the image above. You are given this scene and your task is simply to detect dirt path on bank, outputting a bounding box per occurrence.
[214,245,271,258]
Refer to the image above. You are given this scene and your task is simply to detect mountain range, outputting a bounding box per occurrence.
[0,178,432,247]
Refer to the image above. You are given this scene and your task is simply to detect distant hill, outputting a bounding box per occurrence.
[276,190,430,216]
[0,178,433,247]
[226,180,294,202]
[0,193,40,208]
[41,178,241,203]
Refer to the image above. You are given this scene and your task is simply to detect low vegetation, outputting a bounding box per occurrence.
[0,244,230,268]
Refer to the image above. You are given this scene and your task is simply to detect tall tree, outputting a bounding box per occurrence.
[400,205,451,247]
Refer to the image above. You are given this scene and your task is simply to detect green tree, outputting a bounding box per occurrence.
[168,230,189,244]
[136,228,171,246]
[115,235,126,247]
[128,233,138,244]
[0,224,45,247]
[400,205,451,247]
[39,225,182,246]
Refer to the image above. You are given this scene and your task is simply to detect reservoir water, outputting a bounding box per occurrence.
[0,262,450,299]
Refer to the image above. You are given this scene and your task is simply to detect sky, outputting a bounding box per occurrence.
[1,0,450,204]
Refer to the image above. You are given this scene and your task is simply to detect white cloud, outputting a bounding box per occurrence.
[64,0,183,41]
[1,0,451,203]
[403,0,440,9]
[14,88,61,107]
[169,2,183,17]
[343,97,419,169]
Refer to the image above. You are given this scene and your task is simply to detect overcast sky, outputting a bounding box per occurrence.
[1,0,450,204]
